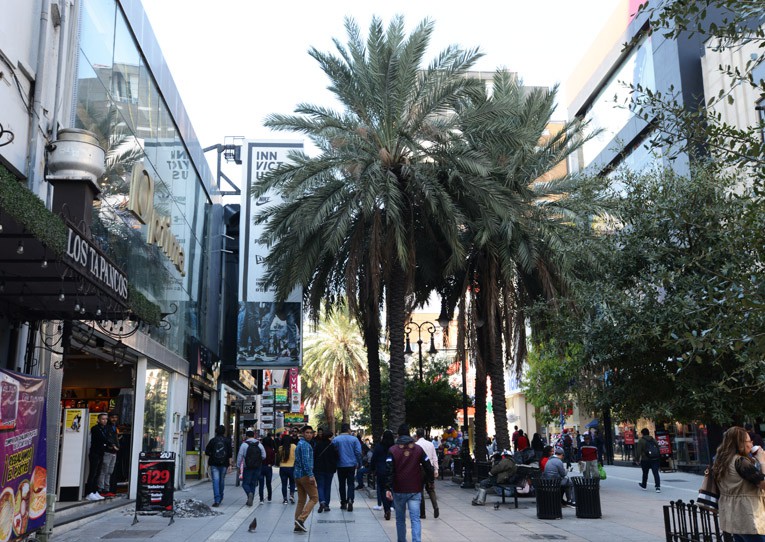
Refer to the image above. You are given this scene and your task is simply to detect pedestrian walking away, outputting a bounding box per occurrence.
[205,425,233,507]
[385,424,435,542]
[635,428,661,492]
[258,435,276,503]
[333,422,362,511]
[313,429,338,513]
[414,428,439,519]
[293,425,319,533]
[278,435,297,504]
[372,430,395,520]
[237,430,265,506]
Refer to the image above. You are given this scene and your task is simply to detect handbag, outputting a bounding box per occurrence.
[696,465,719,512]
[598,464,607,480]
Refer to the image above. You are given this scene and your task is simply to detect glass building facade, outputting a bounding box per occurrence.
[74,0,212,358]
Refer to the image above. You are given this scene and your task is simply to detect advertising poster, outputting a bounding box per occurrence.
[623,430,635,445]
[274,389,289,407]
[136,451,175,514]
[64,409,84,433]
[238,141,303,370]
[0,369,48,541]
[656,431,672,456]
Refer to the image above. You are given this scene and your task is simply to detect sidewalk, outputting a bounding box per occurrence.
[50,464,702,541]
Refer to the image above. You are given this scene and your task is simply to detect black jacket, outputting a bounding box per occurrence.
[314,438,338,473]
[89,423,109,456]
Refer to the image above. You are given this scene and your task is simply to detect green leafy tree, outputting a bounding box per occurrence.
[405,378,462,434]
[255,16,490,435]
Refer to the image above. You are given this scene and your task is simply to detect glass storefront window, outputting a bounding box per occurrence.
[143,366,169,452]
[582,34,656,167]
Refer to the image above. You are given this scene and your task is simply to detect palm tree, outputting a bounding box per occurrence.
[255,15,493,434]
[301,304,368,432]
[452,72,598,456]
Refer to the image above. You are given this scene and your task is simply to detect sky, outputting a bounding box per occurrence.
[141,0,620,164]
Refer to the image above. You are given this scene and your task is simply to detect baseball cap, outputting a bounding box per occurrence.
[554,447,564,455]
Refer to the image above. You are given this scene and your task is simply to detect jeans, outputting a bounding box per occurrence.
[280,467,296,500]
[355,466,369,486]
[316,470,334,505]
[640,459,661,488]
[392,492,422,542]
[242,467,259,496]
[210,465,227,504]
[258,465,272,501]
[98,452,117,492]
[85,452,104,495]
[295,476,319,522]
[376,474,391,512]
[337,466,356,504]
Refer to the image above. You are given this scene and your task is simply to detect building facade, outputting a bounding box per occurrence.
[0,0,227,531]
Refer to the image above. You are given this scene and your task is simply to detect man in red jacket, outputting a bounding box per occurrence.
[386,424,434,542]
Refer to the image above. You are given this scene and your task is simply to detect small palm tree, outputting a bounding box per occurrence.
[301,304,368,433]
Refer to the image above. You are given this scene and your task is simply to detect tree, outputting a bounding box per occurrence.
[255,16,491,435]
[405,378,462,435]
[449,72,600,456]
[301,304,368,433]
[530,166,765,423]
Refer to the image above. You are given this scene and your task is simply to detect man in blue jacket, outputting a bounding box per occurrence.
[332,423,362,511]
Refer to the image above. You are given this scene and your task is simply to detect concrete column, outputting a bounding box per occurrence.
[129,357,148,500]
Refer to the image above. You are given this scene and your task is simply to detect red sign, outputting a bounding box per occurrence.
[289,368,299,394]
[624,430,635,445]
[656,431,672,456]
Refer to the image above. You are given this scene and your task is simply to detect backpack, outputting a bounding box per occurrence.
[245,441,262,469]
[645,438,661,460]
[212,438,227,463]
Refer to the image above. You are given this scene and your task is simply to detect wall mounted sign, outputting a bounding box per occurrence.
[65,225,128,300]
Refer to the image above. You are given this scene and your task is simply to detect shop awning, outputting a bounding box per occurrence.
[585,418,600,429]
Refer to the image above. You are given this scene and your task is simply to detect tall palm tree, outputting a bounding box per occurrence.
[254,16,494,434]
[453,72,598,456]
[302,305,368,432]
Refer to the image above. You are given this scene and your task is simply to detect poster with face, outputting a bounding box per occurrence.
[0,369,47,541]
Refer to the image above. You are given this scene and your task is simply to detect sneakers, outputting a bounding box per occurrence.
[318,503,325,513]
[346,501,353,512]
[372,505,382,511]
[384,509,391,520]
[638,482,647,490]
[294,519,308,532]
[289,495,295,504]
[99,492,115,498]
[324,505,331,512]
[434,507,439,519]
[260,498,264,504]
[283,499,288,505]
[355,484,364,490]
[656,487,661,493]
[86,492,104,501]
[246,493,254,506]
[340,502,347,510]
[212,502,220,507]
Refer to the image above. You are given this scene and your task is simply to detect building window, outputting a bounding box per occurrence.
[757,97,765,143]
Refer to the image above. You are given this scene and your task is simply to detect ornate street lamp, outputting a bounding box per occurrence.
[404,321,438,381]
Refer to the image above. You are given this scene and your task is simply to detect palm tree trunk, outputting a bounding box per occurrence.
[387,264,408,431]
[473,325,488,463]
[362,297,384,442]
[489,312,510,452]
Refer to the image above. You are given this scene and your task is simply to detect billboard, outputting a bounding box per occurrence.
[0,369,47,540]
[238,141,303,369]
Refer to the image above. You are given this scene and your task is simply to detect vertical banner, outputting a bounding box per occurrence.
[136,451,175,514]
[238,141,304,369]
[0,369,47,540]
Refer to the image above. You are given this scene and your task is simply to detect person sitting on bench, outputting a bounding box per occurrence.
[543,447,576,506]
[472,449,517,505]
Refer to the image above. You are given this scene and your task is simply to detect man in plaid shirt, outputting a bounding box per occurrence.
[293,425,319,533]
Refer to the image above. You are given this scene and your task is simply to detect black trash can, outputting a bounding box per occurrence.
[571,476,602,518]
[532,477,562,519]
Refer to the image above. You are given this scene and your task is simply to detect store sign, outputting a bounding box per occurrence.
[136,451,175,515]
[656,431,672,456]
[0,369,48,540]
[274,388,288,407]
[624,430,635,445]
[65,226,128,300]
[128,164,186,276]
[290,392,301,414]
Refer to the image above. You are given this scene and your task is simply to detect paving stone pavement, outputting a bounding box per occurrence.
[50,464,703,541]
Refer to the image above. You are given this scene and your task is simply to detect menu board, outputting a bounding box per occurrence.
[0,369,47,541]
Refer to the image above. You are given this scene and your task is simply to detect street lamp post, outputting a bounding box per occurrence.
[404,321,438,381]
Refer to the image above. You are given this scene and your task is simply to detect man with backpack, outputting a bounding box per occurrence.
[237,429,266,506]
[635,428,661,493]
[205,425,233,507]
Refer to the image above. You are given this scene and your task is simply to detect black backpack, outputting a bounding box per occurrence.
[245,442,262,469]
[212,437,227,463]
[645,438,661,460]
